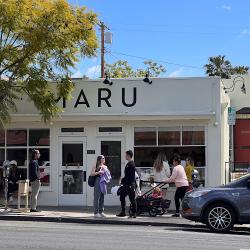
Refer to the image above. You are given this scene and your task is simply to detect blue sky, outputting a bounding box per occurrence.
[68,0,250,78]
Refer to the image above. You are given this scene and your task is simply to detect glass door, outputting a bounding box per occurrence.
[58,137,87,206]
[98,138,124,205]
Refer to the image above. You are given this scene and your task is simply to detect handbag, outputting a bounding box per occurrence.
[88,175,96,187]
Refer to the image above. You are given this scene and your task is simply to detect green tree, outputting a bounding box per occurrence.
[0,0,98,126]
[204,55,249,79]
[105,60,166,78]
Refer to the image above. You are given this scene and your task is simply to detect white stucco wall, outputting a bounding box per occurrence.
[5,77,229,206]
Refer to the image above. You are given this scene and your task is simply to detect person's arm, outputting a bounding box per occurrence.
[91,165,102,176]
[166,167,178,183]
[164,162,171,178]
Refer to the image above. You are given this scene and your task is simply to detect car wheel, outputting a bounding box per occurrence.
[156,207,165,215]
[204,203,235,233]
[149,207,158,217]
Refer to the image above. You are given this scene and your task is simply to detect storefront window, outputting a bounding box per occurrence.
[0,149,4,166]
[158,127,180,145]
[29,129,50,146]
[7,148,27,166]
[62,143,83,166]
[134,127,157,145]
[7,129,27,146]
[0,130,5,146]
[0,128,51,187]
[29,148,50,186]
[182,126,205,145]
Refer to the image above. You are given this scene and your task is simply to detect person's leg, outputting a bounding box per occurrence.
[128,186,136,215]
[98,192,104,214]
[174,187,181,214]
[93,178,101,214]
[179,186,188,200]
[31,180,41,210]
[117,186,127,216]
[120,187,127,212]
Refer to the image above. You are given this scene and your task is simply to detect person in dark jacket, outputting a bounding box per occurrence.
[116,150,137,218]
[29,149,41,212]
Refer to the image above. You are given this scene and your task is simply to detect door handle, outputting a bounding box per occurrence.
[83,171,86,182]
[59,174,62,177]
[232,192,240,197]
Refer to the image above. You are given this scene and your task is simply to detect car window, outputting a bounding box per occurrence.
[225,175,250,188]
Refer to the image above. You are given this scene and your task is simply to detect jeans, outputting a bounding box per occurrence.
[30,179,41,210]
[94,177,104,214]
[174,186,188,213]
[119,185,136,214]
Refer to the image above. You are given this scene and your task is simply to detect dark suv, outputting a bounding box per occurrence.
[182,174,250,232]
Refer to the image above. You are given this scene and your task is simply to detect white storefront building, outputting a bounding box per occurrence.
[0,77,230,207]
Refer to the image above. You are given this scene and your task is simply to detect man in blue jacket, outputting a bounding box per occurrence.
[29,149,41,212]
[116,150,137,218]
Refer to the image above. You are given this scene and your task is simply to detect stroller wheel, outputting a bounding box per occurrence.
[149,207,157,217]
[157,207,165,215]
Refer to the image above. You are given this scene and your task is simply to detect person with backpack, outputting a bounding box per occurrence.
[90,155,109,218]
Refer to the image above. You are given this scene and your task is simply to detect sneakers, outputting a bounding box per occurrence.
[94,213,102,218]
[129,213,136,218]
[116,211,126,217]
[30,209,40,212]
[100,213,107,218]
[171,213,180,217]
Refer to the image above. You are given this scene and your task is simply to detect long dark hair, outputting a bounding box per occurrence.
[96,155,104,171]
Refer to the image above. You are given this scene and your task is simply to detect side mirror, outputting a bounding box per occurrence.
[247,180,250,189]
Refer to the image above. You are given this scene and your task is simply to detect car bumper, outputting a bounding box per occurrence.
[181,196,204,222]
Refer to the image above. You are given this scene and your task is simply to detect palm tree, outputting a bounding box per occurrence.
[204,55,233,79]
[232,66,249,75]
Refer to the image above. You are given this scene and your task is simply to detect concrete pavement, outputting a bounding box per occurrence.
[0,205,249,231]
[0,221,250,250]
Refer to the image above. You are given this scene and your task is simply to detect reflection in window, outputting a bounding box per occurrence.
[0,149,4,166]
[63,170,83,194]
[29,148,50,186]
[101,141,121,194]
[182,126,205,145]
[134,127,157,145]
[7,129,27,146]
[0,130,5,146]
[7,148,27,166]
[62,143,83,166]
[158,127,180,145]
[29,129,50,146]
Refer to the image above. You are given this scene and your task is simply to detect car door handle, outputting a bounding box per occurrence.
[232,192,240,197]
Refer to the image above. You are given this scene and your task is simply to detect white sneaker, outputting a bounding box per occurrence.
[94,213,102,218]
[100,213,107,218]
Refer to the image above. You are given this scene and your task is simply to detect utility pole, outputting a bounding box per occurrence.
[100,22,109,78]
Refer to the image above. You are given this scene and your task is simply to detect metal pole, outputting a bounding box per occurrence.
[100,22,105,78]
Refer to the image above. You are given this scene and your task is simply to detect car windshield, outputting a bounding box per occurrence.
[223,174,250,188]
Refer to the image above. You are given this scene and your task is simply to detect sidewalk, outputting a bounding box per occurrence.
[0,205,249,231]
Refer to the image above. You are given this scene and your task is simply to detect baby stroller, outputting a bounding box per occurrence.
[129,181,171,217]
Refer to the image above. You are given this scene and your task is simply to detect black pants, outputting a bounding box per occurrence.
[174,186,188,213]
[120,185,136,214]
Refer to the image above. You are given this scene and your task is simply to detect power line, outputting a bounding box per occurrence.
[109,50,203,70]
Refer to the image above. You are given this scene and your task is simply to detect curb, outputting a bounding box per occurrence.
[0,215,249,232]
[0,214,204,228]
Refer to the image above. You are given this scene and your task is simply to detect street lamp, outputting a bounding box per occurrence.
[143,70,152,84]
[223,76,246,94]
[103,73,113,85]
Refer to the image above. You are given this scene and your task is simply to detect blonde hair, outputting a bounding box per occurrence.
[153,187,161,194]
[153,152,167,172]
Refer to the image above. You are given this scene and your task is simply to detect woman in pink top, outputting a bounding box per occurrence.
[166,155,188,217]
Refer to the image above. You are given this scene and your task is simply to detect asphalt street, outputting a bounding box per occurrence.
[0,221,249,250]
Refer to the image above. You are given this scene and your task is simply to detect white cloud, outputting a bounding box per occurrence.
[72,70,84,78]
[168,68,183,77]
[221,5,231,11]
[85,65,101,79]
[241,29,250,36]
